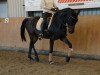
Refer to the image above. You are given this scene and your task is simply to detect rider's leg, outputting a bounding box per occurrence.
[38,12,51,39]
[38,13,46,39]
[42,12,51,31]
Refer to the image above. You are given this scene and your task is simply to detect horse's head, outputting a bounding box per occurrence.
[67,9,80,34]
[58,8,80,34]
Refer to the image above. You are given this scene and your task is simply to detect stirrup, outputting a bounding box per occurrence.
[44,29,48,31]
[38,33,43,40]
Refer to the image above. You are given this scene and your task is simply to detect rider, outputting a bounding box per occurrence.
[39,0,58,39]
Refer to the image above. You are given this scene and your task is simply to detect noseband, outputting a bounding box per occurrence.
[65,15,77,27]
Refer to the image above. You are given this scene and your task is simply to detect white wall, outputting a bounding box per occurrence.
[8,0,25,17]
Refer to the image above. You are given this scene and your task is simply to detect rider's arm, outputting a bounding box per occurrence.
[41,0,51,10]
[53,0,58,8]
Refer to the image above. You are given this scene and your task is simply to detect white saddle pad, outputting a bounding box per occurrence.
[36,17,43,30]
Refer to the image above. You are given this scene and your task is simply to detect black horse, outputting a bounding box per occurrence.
[20,8,80,64]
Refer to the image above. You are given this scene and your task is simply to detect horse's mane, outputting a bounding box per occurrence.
[49,8,73,37]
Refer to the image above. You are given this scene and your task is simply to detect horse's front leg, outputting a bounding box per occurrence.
[49,39,54,64]
[60,37,73,62]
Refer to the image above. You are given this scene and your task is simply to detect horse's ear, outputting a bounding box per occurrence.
[75,9,80,15]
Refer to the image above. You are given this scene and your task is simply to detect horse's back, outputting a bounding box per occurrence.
[23,17,40,35]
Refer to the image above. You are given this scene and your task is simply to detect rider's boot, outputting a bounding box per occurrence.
[38,33,43,40]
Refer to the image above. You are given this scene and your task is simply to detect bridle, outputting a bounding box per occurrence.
[68,16,78,21]
[54,11,78,28]
[65,15,78,27]
[64,15,77,27]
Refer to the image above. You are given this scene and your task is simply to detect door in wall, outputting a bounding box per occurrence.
[0,0,7,18]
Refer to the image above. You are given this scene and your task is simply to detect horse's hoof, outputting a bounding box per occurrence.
[35,58,39,62]
[49,61,54,64]
[28,56,34,61]
[66,57,70,62]
[28,58,35,63]
[29,58,34,61]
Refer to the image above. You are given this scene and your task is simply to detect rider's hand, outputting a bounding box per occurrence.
[51,7,58,12]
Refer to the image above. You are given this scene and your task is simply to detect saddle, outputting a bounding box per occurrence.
[36,7,59,31]
[36,15,52,31]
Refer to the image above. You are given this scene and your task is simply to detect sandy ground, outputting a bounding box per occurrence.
[0,50,100,75]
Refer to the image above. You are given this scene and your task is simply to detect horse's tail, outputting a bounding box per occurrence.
[20,18,28,41]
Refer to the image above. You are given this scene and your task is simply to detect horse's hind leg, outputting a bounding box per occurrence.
[32,45,39,62]
[28,40,34,61]
[32,35,39,62]
[28,35,39,62]
[60,37,73,62]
